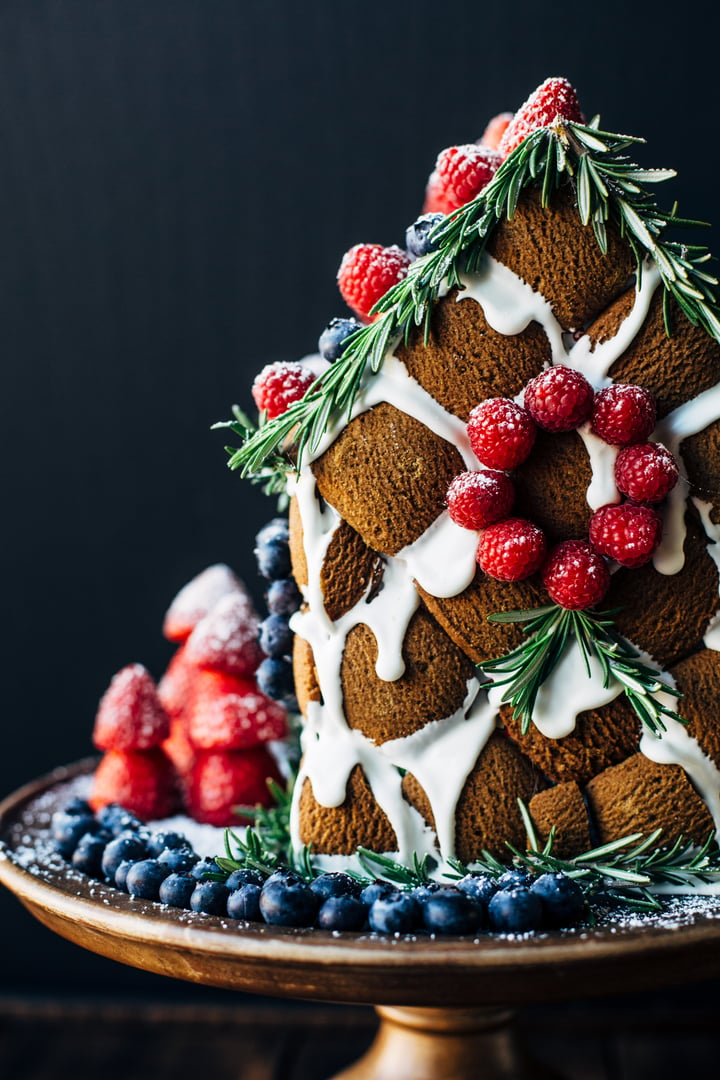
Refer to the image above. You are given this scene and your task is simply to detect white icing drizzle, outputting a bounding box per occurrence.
[692,497,720,650]
[577,424,621,510]
[395,511,478,599]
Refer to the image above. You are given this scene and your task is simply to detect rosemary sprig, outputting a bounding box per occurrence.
[481,605,682,737]
[356,847,437,886]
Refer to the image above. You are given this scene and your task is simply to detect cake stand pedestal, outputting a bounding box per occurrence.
[2,761,720,1080]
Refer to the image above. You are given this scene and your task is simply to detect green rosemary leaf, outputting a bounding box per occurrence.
[517,798,540,852]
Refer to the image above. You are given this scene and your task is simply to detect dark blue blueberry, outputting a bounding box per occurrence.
[227,883,263,921]
[264,867,301,887]
[190,881,230,916]
[226,868,265,890]
[259,614,294,659]
[52,813,99,859]
[114,860,135,892]
[487,887,543,933]
[530,873,585,929]
[256,536,292,581]
[266,578,302,617]
[256,657,296,708]
[456,874,498,906]
[125,859,171,900]
[71,833,108,878]
[405,213,445,259]
[256,518,289,547]
[63,797,92,816]
[146,831,189,858]
[368,893,421,935]
[410,882,443,905]
[359,881,398,906]
[421,889,484,935]
[310,872,362,901]
[317,895,367,931]
[101,835,149,882]
[318,317,364,362]
[96,804,142,836]
[190,857,221,880]
[158,846,199,873]
[159,872,197,909]
[259,879,320,927]
[497,868,532,890]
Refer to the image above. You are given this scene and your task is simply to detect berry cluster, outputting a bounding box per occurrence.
[447,370,679,609]
[253,517,300,711]
[51,798,585,935]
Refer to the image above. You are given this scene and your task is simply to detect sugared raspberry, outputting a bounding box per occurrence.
[477,518,546,582]
[614,443,679,503]
[467,398,536,470]
[479,112,513,151]
[423,144,502,215]
[589,503,663,568]
[252,362,317,420]
[542,540,610,610]
[499,77,584,159]
[591,384,657,446]
[523,367,594,432]
[446,470,514,530]
[337,243,411,322]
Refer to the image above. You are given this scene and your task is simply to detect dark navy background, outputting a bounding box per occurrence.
[2,0,720,997]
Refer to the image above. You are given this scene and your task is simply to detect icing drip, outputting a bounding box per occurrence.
[691,497,720,650]
[577,424,621,510]
[395,511,478,599]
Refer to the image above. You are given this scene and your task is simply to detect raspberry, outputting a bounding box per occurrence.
[187,669,287,750]
[163,564,244,642]
[614,443,679,503]
[467,398,536,470]
[477,518,546,581]
[337,243,411,322]
[185,592,263,678]
[479,112,513,151]
[499,77,584,158]
[93,664,170,752]
[589,503,663,568]
[186,748,282,826]
[523,367,594,432]
[542,540,610,610]
[423,144,502,215]
[252,361,317,420]
[446,470,514,530]
[591,384,657,446]
[90,748,179,821]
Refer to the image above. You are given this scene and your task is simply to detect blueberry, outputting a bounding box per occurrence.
[405,213,445,259]
[310,872,362,901]
[63,797,93,816]
[256,657,296,708]
[410,882,443,905]
[190,881,230,916]
[456,874,498,906]
[158,846,199,873]
[497,868,532,890]
[421,889,484,935]
[368,893,421,935]
[114,860,135,892]
[226,868,265,890]
[359,881,398,906]
[317,895,367,931]
[159,872,197,909]
[318,317,364,362]
[530,873,585,929]
[146,831,189,857]
[259,614,293,658]
[96,804,142,836]
[190,857,221,880]
[256,517,289,547]
[52,813,99,859]
[101,835,149,882]
[264,867,300,886]
[256,537,292,581]
[227,883,263,921]
[487,887,543,933]
[266,578,302,617]
[71,833,108,878]
[259,879,320,927]
[125,859,171,900]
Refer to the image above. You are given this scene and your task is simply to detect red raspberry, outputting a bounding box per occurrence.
[446,470,514,530]
[252,362,316,420]
[523,367,594,432]
[467,398,536,470]
[187,669,288,750]
[479,112,513,151]
[93,664,170,752]
[614,443,679,503]
[186,748,282,826]
[163,564,244,642]
[337,243,411,322]
[499,77,584,158]
[542,540,610,610]
[591,384,657,446]
[90,748,180,820]
[477,518,546,581]
[185,592,263,678]
[589,503,663,568]
[423,144,502,215]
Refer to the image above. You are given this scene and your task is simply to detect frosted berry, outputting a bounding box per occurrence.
[591,384,656,446]
[90,748,179,821]
[477,518,546,582]
[499,77,584,159]
[487,886,543,932]
[424,144,502,215]
[405,212,445,258]
[266,578,302,617]
[446,470,514,530]
[542,540,610,609]
[530,872,585,929]
[337,243,411,322]
[163,564,243,643]
[614,443,679,503]
[589,503,663,568]
[318,316,363,362]
[523,367,594,433]
[479,112,513,151]
[252,361,317,420]
[184,592,262,678]
[93,664,170,752]
[467,398,536,470]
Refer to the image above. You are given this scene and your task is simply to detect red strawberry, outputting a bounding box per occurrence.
[423,144,501,215]
[499,78,584,159]
[162,720,196,779]
[479,112,513,151]
[187,669,288,750]
[163,564,244,642]
[186,748,282,826]
[90,748,180,821]
[185,592,263,677]
[251,361,317,420]
[93,664,170,751]
[157,643,195,722]
[337,243,411,322]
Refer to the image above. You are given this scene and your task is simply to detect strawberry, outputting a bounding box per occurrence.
[499,78,584,159]
[186,748,282,826]
[162,720,197,779]
[163,564,245,642]
[184,592,263,677]
[157,642,195,722]
[93,664,170,751]
[90,748,180,821]
[187,669,288,750]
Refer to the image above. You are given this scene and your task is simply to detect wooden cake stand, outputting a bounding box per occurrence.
[3,761,720,1080]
